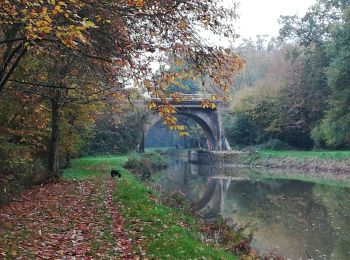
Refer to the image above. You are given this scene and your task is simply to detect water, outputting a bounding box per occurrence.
[158,154,350,260]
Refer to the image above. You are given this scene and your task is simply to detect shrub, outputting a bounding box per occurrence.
[141,152,167,167]
[160,190,189,211]
[224,114,260,146]
[258,139,291,151]
[312,119,350,149]
[124,152,167,181]
[0,143,46,204]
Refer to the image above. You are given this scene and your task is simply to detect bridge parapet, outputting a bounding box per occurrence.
[146,94,221,107]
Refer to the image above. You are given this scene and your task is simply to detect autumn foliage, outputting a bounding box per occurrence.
[0,0,243,189]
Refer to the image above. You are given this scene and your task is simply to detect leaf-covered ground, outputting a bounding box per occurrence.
[0,155,239,259]
[0,177,131,259]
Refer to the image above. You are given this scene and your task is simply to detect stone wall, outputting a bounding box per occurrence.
[188,150,251,164]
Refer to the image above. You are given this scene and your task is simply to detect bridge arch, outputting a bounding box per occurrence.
[144,112,216,150]
[141,98,231,151]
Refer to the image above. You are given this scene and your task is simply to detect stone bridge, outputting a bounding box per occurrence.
[141,95,230,151]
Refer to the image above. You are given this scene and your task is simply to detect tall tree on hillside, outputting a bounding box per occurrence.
[276,0,349,147]
[278,0,345,47]
[313,6,350,147]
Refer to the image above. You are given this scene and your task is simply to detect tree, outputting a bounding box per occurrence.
[278,0,350,148]
[278,0,344,47]
[60,102,101,167]
[83,108,147,155]
[228,43,324,148]
[0,0,96,92]
[313,6,350,148]
[1,0,244,178]
[165,63,200,94]
[275,0,350,148]
[7,45,118,177]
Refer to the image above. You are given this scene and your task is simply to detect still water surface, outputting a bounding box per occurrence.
[158,155,350,260]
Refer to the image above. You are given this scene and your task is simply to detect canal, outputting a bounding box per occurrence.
[157,154,350,259]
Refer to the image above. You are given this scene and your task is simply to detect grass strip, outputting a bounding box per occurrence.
[114,166,237,259]
[63,155,237,259]
[63,156,128,180]
[257,150,350,160]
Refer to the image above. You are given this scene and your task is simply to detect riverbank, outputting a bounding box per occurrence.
[193,149,350,182]
[0,155,243,259]
[114,161,239,259]
[247,150,350,181]
[159,152,350,259]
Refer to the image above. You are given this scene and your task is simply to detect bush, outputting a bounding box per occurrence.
[258,139,291,151]
[124,152,167,181]
[311,120,350,149]
[311,125,327,149]
[141,152,167,167]
[224,114,262,146]
[82,111,146,156]
[160,190,189,211]
[0,143,46,204]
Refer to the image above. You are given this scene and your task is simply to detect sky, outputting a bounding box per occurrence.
[235,0,315,39]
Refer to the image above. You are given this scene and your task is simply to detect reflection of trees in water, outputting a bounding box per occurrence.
[160,157,350,259]
[312,185,350,260]
[159,159,209,202]
[224,180,339,258]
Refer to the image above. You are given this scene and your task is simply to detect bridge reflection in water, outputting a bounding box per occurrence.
[158,154,350,260]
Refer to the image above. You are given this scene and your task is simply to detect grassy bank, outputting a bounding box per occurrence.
[63,155,128,180]
[114,167,236,259]
[63,155,238,259]
[257,150,350,160]
[229,149,350,180]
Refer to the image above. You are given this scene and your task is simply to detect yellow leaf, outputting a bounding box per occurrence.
[179,131,189,137]
[135,0,144,7]
[178,21,187,30]
[54,5,63,13]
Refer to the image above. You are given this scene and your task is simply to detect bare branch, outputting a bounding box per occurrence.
[0,37,26,44]
[0,43,28,93]
[9,79,75,90]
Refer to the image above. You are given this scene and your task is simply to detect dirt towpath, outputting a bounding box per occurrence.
[0,177,131,259]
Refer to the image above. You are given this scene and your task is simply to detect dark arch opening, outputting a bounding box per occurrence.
[145,113,216,150]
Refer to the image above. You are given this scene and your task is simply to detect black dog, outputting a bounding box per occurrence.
[111,169,121,179]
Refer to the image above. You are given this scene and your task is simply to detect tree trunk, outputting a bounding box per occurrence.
[139,132,145,153]
[64,152,71,168]
[48,91,61,179]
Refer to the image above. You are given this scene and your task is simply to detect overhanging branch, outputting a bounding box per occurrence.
[9,79,75,90]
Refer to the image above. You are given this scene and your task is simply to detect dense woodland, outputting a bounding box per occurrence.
[1,0,350,202]
[225,0,350,150]
[0,0,244,202]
